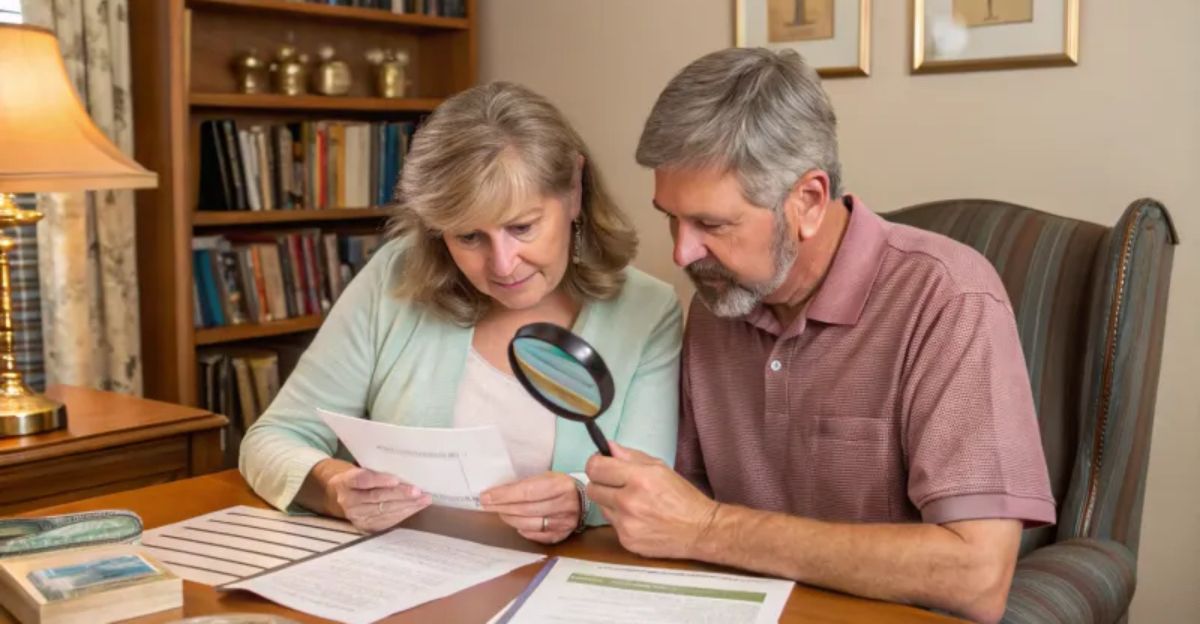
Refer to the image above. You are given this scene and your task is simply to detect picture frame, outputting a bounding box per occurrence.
[912,0,1079,73]
[735,0,872,78]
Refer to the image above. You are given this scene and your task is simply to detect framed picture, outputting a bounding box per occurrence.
[912,0,1079,73]
[735,0,872,78]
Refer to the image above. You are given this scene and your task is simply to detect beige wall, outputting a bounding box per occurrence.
[480,1,1200,621]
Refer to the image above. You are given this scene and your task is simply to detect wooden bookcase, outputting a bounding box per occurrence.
[128,0,477,407]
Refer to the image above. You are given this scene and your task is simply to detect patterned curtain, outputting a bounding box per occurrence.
[19,0,142,395]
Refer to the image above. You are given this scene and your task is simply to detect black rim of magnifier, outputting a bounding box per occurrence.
[506,322,615,422]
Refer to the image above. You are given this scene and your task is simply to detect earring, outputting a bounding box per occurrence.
[572,220,583,265]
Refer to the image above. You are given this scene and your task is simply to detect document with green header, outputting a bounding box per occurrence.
[494,557,793,624]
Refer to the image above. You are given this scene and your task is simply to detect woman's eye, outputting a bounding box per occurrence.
[456,233,480,245]
[509,223,534,236]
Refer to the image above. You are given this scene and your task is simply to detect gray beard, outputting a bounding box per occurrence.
[685,212,799,318]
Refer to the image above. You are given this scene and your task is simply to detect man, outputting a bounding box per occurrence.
[584,47,1055,624]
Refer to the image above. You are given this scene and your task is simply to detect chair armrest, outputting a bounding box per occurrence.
[1001,538,1136,624]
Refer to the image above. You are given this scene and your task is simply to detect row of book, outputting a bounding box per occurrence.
[292,0,467,18]
[198,119,417,213]
[198,338,309,467]
[193,230,384,329]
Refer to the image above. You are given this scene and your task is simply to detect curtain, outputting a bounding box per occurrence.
[19,0,142,395]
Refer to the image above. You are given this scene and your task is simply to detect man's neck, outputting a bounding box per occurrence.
[765,199,851,328]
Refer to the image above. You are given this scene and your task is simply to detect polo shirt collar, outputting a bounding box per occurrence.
[806,194,887,326]
[742,194,887,333]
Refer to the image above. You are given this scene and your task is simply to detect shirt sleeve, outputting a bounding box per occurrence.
[903,292,1057,528]
[674,312,713,498]
[238,244,396,513]
[588,293,683,526]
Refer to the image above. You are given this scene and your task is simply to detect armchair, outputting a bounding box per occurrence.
[882,198,1178,624]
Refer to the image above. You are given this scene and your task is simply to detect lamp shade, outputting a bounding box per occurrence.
[0,24,157,194]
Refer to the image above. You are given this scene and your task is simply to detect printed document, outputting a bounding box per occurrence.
[220,528,545,624]
[319,408,518,510]
[141,505,360,586]
[495,557,794,624]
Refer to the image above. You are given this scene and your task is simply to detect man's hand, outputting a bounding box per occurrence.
[326,467,432,533]
[481,471,580,544]
[585,442,720,559]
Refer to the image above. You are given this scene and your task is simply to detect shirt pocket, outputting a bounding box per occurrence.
[808,416,896,521]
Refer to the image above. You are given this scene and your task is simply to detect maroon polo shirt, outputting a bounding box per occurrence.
[677,196,1056,527]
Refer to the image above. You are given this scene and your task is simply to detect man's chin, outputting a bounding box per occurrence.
[695,288,760,319]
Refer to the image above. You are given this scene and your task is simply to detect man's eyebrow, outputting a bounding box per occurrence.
[653,200,729,224]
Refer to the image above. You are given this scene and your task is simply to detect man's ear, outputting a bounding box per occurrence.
[785,170,831,241]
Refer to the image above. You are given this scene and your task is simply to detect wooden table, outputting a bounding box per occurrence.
[0,385,229,514]
[1,471,961,624]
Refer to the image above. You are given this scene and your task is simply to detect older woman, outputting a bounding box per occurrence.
[238,81,681,545]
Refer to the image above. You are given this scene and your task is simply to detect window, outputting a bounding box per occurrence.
[0,0,21,25]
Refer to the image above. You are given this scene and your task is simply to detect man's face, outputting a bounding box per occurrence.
[653,168,798,317]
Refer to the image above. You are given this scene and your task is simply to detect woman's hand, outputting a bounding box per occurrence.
[480,471,581,544]
[325,467,432,533]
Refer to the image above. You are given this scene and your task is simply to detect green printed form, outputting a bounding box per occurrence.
[566,573,767,603]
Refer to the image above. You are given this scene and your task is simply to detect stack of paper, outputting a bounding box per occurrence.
[219,528,545,624]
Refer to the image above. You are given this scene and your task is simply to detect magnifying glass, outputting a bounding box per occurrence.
[507,322,614,457]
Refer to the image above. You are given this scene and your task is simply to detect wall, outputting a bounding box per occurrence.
[479,1,1200,621]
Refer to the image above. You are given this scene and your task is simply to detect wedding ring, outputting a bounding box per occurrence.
[541,516,548,531]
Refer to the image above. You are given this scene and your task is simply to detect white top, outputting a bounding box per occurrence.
[453,347,557,480]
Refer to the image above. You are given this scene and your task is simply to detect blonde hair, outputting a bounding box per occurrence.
[387,81,638,326]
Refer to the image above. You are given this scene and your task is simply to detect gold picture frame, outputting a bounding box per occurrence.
[912,0,1079,74]
[736,0,872,78]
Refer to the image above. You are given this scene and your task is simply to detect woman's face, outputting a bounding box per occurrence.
[443,191,579,312]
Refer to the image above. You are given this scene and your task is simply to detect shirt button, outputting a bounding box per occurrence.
[770,360,782,372]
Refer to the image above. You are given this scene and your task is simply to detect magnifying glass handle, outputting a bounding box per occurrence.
[586,421,612,457]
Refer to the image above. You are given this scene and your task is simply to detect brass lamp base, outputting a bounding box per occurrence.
[0,193,67,437]
[0,387,66,436]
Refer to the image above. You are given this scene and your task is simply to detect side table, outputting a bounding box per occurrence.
[0,385,228,515]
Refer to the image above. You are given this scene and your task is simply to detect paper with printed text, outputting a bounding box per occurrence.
[319,408,519,510]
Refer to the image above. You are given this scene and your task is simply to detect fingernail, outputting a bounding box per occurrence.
[480,493,491,505]
[411,486,423,497]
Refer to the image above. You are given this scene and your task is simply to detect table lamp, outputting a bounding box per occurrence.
[0,24,158,436]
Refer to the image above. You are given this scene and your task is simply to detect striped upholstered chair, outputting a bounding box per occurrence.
[882,198,1178,624]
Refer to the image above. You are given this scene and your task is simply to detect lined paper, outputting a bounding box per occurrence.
[141,505,362,586]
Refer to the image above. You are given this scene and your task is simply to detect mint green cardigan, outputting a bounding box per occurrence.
[238,238,683,526]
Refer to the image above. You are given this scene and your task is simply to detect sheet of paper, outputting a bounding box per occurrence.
[496,557,795,624]
[140,505,361,586]
[319,408,519,510]
[220,528,545,624]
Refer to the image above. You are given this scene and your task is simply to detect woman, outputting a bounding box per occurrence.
[238,81,682,545]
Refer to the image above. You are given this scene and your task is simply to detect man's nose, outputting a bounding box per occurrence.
[673,222,707,267]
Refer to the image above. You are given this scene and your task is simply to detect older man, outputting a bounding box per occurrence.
[584,47,1055,623]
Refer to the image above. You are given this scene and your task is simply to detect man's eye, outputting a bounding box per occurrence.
[700,222,726,231]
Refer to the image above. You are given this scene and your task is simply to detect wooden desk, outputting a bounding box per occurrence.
[2,471,961,624]
[0,385,228,514]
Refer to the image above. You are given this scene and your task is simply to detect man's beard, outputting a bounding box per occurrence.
[685,212,799,318]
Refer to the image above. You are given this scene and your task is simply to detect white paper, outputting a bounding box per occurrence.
[319,408,519,510]
[497,557,794,624]
[221,528,545,624]
[141,505,361,586]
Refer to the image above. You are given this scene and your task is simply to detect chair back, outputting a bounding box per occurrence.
[882,198,1177,556]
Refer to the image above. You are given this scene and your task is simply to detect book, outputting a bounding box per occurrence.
[0,545,181,624]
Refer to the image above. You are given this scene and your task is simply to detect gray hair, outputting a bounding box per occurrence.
[636,47,842,208]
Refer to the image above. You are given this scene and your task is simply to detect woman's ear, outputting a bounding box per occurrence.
[568,153,586,221]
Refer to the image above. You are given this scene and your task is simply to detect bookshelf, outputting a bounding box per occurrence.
[129,0,477,409]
